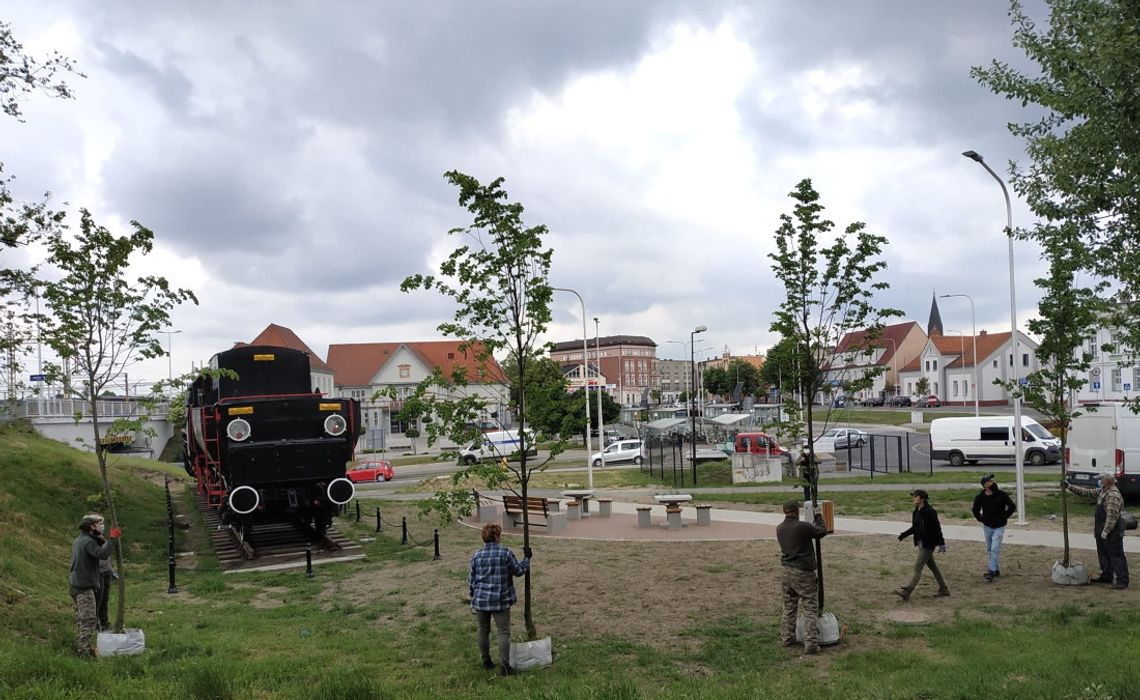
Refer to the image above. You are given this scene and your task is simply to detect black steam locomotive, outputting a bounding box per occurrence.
[185,345,361,537]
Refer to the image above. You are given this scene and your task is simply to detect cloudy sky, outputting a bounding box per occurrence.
[4,1,1057,388]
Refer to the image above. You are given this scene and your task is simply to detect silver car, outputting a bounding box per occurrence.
[819,428,868,449]
[591,439,645,467]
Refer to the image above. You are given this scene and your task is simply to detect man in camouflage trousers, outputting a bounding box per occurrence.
[775,500,829,654]
[69,513,120,657]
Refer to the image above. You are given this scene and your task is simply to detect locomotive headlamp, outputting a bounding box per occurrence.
[226,418,252,442]
[324,414,347,436]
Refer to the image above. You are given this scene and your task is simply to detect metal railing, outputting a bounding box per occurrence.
[17,398,171,419]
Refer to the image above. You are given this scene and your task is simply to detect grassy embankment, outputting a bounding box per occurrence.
[2,420,1133,699]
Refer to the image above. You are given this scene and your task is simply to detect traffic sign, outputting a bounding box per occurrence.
[1093,382,1101,390]
[1091,367,1101,377]
[1126,384,1133,391]
[29,374,45,382]
[1019,378,1029,386]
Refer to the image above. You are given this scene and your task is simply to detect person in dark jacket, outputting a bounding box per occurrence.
[93,534,116,630]
[468,523,530,676]
[894,490,949,600]
[972,474,1016,581]
[69,513,120,657]
[775,501,829,654]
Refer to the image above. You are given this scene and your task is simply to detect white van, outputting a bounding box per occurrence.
[458,430,536,465]
[1064,402,1140,497]
[930,416,1060,467]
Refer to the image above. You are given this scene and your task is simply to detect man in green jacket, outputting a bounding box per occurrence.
[776,500,829,654]
[69,513,120,657]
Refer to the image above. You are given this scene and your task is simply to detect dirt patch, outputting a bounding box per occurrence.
[261,503,1138,662]
[250,586,291,609]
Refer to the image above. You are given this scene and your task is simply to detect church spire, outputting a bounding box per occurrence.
[927,292,943,337]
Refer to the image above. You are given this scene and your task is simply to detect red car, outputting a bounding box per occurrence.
[926,395,941,408]
[346,460,394,483]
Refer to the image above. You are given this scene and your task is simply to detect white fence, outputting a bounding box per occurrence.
[14,398,171,420]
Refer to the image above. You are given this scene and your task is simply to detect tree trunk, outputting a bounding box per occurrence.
[520,462,536,640]
[1060,437,1071,568]
[89,386,127,632]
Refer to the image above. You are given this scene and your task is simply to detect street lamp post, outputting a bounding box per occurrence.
[963,150,1025,525]
[690,325,707,479]
[940,293,980,417]
[881,337,898,400]
[157,330,182,384]
[594,318,605,466]
[946,329,966,405]
[551,287,594,488]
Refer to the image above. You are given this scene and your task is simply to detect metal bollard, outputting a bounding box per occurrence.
[355,501,361,522]
[305,543,314,578]
[401,516,408,545]
[432,529,440,560]
[167,555,179,593]
[376,507,382,533]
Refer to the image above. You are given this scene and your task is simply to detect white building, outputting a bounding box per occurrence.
[1075,327,1140,403]
[898,329,1041,405]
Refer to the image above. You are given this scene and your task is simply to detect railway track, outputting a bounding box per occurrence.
[195,493,364,572]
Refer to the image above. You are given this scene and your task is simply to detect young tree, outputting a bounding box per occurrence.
[972,0,1140,349]
[768,178,901,606]
[401,171,555,639]
[504,354,571,440]
[32,209,197,631]
[915,376,931,398]
[997,221,1106,566]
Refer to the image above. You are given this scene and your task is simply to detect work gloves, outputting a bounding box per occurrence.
[109,527,122,539]
[937,545,947,554]
[523,547,533,560]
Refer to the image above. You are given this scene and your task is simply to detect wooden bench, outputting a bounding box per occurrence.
[501,495,566,532]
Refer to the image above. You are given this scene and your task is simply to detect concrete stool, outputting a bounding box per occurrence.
[666,505,683,530]
[636,506,652,528]
[695,504,712,526]
[477,504,498,522]
[597,498,612,518]
[566,500,581,521]
[547,499,561,513]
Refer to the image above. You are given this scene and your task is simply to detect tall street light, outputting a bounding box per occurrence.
[594,317,605,463]
[690,325,708,477]
[157,329,182,384]
[946,329,966,404]
[551,287,594,488]
[963,150,1025,525]
[940,293,980,417]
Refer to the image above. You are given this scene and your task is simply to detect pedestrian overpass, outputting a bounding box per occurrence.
[10,397,176,459]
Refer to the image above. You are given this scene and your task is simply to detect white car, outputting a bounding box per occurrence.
[591,439,644,467]
[800,428,867,451]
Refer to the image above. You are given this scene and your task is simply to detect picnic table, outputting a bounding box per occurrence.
[653,494,693,530]
[561,489,596,516]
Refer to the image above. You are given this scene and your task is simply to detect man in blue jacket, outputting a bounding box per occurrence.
[468,523,530,675]
[69,513,120,657]
[972,474,1016,581]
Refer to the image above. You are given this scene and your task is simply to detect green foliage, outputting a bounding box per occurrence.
[915,376,930,397]
[768,179,901,499]
[29,208,197,630]
[401,172,557,639]
[973,0,1140,350]
[704,358,763,399]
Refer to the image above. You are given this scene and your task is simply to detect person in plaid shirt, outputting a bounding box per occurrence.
[469,523,530,675]
[1064,472,1129,589]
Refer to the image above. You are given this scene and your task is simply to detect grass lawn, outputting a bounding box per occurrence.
[2,421,1130,700]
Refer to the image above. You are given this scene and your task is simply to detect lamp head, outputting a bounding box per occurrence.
[962,150,984,163]
[693,325,708,334]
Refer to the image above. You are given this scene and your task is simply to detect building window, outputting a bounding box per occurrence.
[1133,367,1140,390]
[993,359,998,368]
[1112,368,1123,392]
[390,414,409,434]
[934,382,939,395]
[1022,353,1029,367]
[907,382,913,395]
[933,360,938,371]
[953,381,959,397]
[399,364,411,379]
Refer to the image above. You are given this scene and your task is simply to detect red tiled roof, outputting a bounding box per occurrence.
[325,340,503,387]
[900,331,1012,371]
[240,323,334,372]
[831,321,920,368]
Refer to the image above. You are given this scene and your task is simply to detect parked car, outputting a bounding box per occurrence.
[925,395,942,408]
[734,432,790,457]
[803,427,868,451]
[346,460,394,483]
[860,395,885,407]
[832,396,848,408]
[888,395,912,407]
[591,439,645,467]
